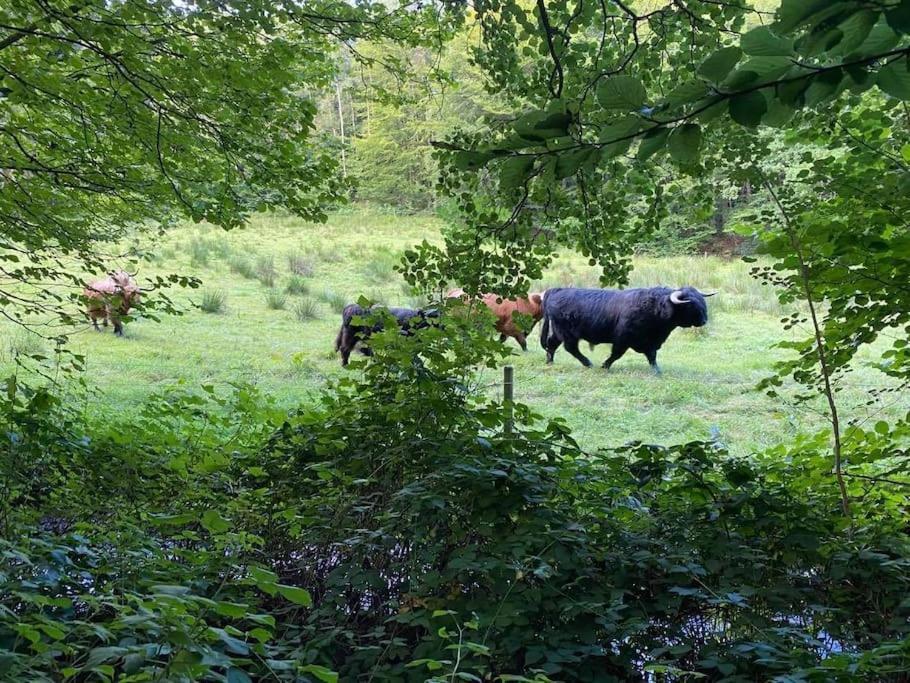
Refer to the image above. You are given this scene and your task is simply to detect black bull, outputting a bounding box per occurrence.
[334,304,440,366]
[540,286,714,374]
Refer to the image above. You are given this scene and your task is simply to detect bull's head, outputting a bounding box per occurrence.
[669,287,714,327]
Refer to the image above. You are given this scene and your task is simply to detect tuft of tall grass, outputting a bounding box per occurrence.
[200,289,227,314]
[189,235,231,267]
[362,248,399,283]
[293,297,320,321]
[189,237,211,267]
[319,288,348,314]
[255,255,278,288]
[229,254,256,279]
[313,245,345,263]
[5,329,47,360]
[366,289,389,306]
[285,275,310,296]
[286,252,315,277]
[265,289,288,310]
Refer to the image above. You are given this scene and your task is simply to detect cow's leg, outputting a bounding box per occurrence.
[602,344,629,370]
[644,348,661,375]
[113,317,124,337]
[514,333,528,351]
[498,333,508,344]
[563,338,593,368]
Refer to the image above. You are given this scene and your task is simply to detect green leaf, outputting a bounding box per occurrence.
[201,509,230,534]
[277,584,312,606]
[149,512,196,526]
[729,91,768,127]
[210,627,249,655]
[855,20,901,57]
[597,75,647,110]
[730,57,793,86]
[877,57,910,99]
[804,69,846,106]
[901,144,910,162]
[637,127,670,161]
[551,148,590,178]
[498,156,535,194]
[834,10,877,55]
[85,646,128,669]
[667,124,702,164]
[227,668,253,683]
[666,80,709,107]
[513,110,572,141]
[214,601,250,618]
[697,46,742,83]
[453,151,495,171]
[886,0,910,34]
[741,27,794,56]
[300,664,339,683]
[762,99,795,127]
[598,116,641,159]
[775,0,832,33]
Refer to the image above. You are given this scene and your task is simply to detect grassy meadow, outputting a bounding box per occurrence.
[2,206,901,456]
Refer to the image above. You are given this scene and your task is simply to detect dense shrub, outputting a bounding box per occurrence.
[2,319,908,681]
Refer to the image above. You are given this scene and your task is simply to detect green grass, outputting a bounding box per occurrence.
[1,206,901,456]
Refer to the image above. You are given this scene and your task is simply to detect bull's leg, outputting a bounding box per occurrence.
[113,318,124,336]
[514,333,528,352]
[563,338,593,368]
[602,344,629,371]
[545,336,561,364]
[644,349,661,376]
[498,333,508,344]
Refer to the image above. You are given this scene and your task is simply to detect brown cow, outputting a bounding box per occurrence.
[447,288,544,351]
[83,270,141,336]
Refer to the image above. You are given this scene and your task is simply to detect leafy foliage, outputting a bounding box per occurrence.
[2,324,909,680]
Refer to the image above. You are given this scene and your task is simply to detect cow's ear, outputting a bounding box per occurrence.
[531,293,542,304]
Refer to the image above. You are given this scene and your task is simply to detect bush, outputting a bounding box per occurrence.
[285,274,310,296]
[286,252,315,277]
[255,255,278,287]
[1,325,908,682]
[265,289,288,310]
[293,297,320,321]
[200,289,226,313]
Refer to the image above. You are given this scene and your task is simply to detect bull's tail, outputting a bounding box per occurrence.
[334,325,343,353]
[539,289,551,351]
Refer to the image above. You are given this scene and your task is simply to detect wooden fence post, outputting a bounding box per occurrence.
[503,365,514,435]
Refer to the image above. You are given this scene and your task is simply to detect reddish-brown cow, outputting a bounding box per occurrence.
[447,288,544,351]
[84,270,141,336]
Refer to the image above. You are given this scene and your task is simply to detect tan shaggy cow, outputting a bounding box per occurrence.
[447,288,544,351]
[83,270,141,336]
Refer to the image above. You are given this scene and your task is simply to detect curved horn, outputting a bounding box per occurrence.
[669,289,690,305]
[700,290,717,297]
